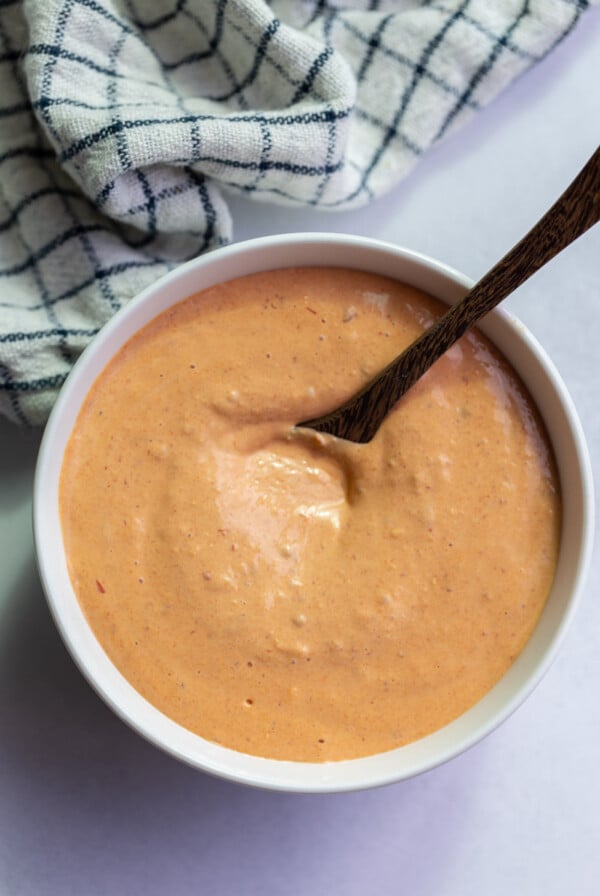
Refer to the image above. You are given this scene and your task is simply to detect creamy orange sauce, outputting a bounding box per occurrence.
[59,268,560,761]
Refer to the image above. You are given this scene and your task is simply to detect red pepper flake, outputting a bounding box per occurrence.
[96,579,106,594]
[306,306,317,314]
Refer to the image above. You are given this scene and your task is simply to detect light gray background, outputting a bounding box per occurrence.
[1,13,599,895]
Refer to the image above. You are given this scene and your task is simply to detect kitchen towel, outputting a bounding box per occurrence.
[0,0,595,425]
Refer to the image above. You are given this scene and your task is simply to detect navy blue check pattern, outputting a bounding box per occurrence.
[0,0,594,424]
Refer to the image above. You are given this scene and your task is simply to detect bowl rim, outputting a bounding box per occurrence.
[33,232,595,792]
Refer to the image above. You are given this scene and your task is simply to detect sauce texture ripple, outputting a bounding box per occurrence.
[60,268,560,761]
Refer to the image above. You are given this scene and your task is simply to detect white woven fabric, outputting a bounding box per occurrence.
[0,0,595,424]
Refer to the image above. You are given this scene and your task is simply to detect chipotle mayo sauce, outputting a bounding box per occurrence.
[60,268,560,761]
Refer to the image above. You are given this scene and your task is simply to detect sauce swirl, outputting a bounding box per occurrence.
[60,268,560,761]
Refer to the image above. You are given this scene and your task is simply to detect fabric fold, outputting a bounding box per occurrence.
[0,0,595,424]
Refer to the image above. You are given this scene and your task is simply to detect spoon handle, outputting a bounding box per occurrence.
[300,145,600,443]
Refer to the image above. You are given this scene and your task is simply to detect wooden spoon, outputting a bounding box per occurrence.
[297,146,600,443]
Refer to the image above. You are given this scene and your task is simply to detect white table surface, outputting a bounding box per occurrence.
[1,14,599,895]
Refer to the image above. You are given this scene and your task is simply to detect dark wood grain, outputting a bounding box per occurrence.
[298,145,600,443]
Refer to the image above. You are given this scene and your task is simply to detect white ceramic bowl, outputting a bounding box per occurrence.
[33,233,594,792]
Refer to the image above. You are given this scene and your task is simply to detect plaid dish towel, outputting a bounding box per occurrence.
[0,0,595,425]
